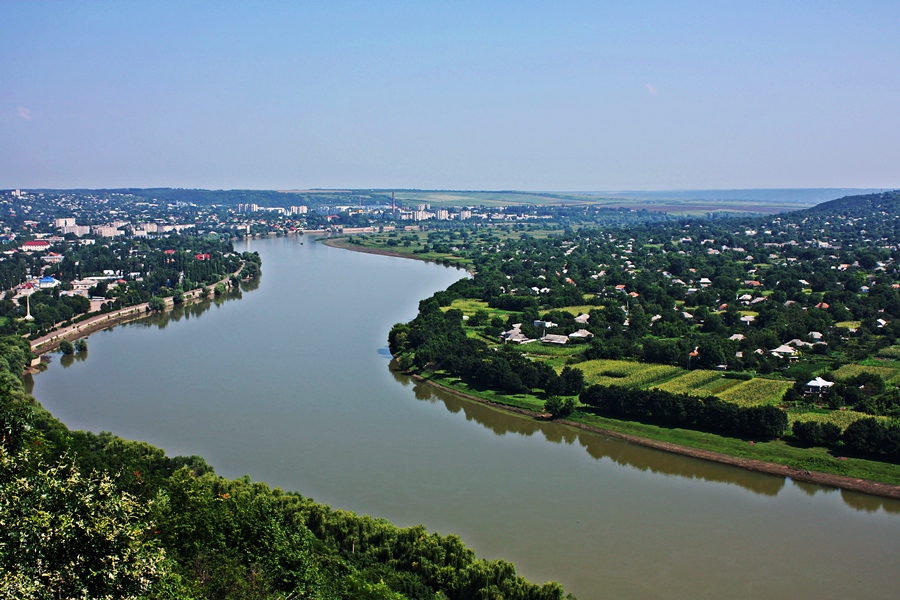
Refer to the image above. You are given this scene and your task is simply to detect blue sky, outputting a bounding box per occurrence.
[1,1,898,191]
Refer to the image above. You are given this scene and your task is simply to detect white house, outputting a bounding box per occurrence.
[805,377,835,395]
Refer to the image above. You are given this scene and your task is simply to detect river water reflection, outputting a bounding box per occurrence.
[30,236,900,599]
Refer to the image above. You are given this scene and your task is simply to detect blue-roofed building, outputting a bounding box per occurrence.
[38,276,60,289]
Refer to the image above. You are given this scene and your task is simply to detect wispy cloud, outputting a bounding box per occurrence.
[17,106,32,121]
[644,84,658,96]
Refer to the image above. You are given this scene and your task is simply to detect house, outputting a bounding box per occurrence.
[729,334,745,341]
[770,344,797,358]
[787,339,813,348]
[568,329,593,340]
[805,377,835,395]
[500,324,534,344]
[38,275,60,289]
[20,240,50,252]
[41,252,64,264]
[574,313,590,324]
[541,334,569,345]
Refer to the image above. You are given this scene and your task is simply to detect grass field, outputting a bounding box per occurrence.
[556,305,596,316]
[590,365,792,407]
[876,346,900,359]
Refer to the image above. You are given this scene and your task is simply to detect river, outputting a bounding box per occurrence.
[29,236,900,599]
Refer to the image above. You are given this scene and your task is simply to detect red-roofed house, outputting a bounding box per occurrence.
[20,240,50,252]
[195,253,211,260]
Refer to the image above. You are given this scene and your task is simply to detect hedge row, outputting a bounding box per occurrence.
[580,384,788,440]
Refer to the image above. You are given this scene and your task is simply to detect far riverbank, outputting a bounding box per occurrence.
[411,371,900,500]
[324,234,900,499]
[322,235,475,274]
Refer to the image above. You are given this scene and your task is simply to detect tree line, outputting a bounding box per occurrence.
[579,384,788,440]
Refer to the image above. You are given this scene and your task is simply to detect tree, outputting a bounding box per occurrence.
[468,309,491,327]
[0,450,164,599]
[544,396,575,419]
[148,296,166,311]
[558,366,585,396]
[58,339,74,355]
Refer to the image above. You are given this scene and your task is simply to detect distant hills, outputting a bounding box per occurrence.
[590,188,888,204]
[809,190,900,215]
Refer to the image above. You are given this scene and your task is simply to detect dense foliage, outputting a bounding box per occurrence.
[580,385,788,440]
[390,191,900,449]
[0,336,571,599]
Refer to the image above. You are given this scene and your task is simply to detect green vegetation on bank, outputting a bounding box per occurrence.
[0,332,572,599]
[388,192,900,485]
[3,234,261,340]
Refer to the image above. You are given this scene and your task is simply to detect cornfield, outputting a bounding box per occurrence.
[789,409,885,431]
[876,346,900,359]
[579,360,683,388]
[830,364,899,382]
[717,378,792,407]
[652,370,721,396]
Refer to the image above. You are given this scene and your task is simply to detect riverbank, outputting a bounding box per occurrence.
[326,237,900,498]
[28,269,246,358]
[411,371,900,499]
[322,235,475,273]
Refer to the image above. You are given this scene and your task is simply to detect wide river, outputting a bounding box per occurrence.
[30,236,900,599]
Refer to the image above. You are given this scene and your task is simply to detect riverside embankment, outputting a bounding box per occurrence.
[29,270,246,356]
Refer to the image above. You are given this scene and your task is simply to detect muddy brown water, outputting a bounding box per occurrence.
[29,236,900,599]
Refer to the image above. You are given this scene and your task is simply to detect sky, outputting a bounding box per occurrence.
[1,1,898,191]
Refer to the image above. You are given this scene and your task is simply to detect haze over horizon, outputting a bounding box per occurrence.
[2,2,898,192]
